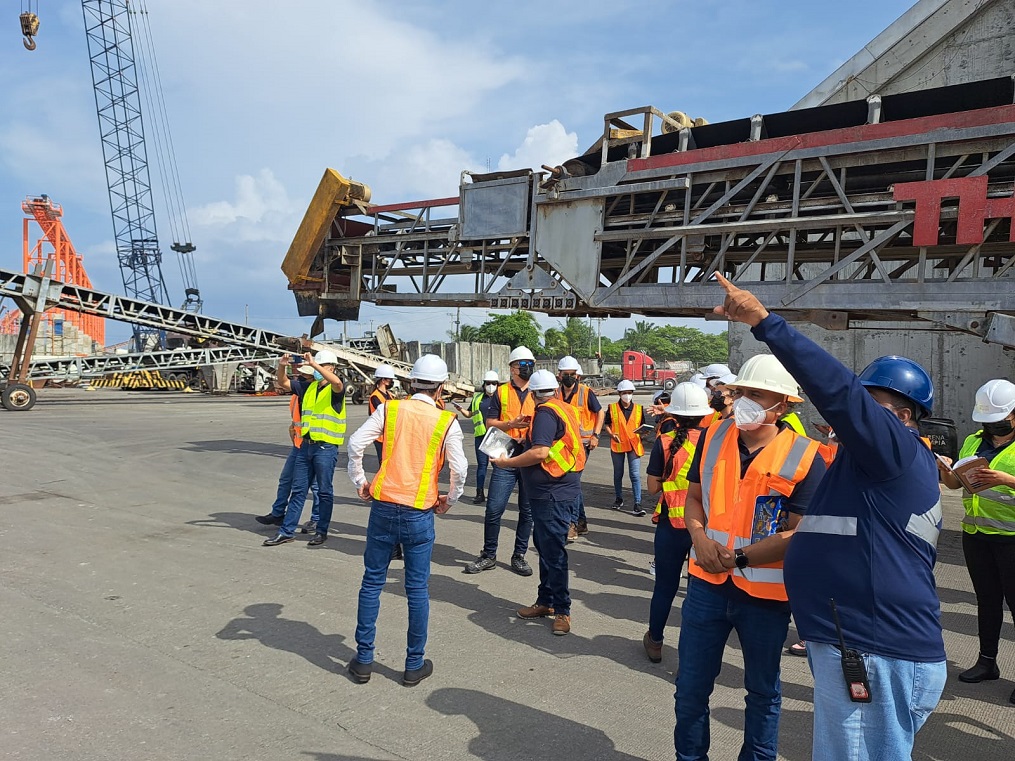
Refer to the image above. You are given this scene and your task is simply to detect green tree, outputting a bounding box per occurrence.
[622,320,657,352]
[447,324,481,342]
[543,317,595,357]
[475,311,542,349]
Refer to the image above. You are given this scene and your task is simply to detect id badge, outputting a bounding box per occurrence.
[751,496,788,542]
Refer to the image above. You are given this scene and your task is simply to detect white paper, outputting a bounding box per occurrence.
[479,428,515,459]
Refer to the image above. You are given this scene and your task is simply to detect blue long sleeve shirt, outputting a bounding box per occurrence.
[753,313,944,662]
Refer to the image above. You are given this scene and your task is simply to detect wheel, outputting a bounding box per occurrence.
[2,383,37,411]
[662,377,677,391]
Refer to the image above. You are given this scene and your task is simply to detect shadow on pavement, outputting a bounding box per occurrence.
[425,687,644,760]
[181,439,291,458]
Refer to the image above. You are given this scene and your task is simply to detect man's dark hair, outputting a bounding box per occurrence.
[881,388,922,423]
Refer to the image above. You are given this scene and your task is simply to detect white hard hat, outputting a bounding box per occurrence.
[972,379,1015,423]
[373,364,396,380]
[558,355,581,372]
[716,373,737,385]
[617,379,636,392]
[666,382,712,417]
[528,369,559,393]
[297,364,315,376]
[410,354,449,382]
[652,390,670,404]
[725,354,803,402]
[508,346,536,363]
[482,370,500,383]
[314,349,338,365]
[702,363,731,378]
[689,372,707,389]
[575,363,584,376]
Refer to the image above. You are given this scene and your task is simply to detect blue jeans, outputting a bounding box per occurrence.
[481,465,532,559]
[530,496,576,616]
[675,577,790,761]
[280,441,337,537]
[648,518,692,642]
[474,436,489,492]
[807,642,946,761]
[611,449,642,504]
[270,444,320,522]
[354,500,435,670]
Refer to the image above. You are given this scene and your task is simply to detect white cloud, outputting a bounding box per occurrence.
[497,120,580,172]
[189,169,302,245]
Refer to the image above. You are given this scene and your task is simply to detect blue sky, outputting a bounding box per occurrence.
[0,0,916,346]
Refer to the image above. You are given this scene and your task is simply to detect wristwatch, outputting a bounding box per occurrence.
[734,549,750,570]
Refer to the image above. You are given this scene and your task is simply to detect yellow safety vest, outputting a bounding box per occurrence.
[959,432,1015,536]
[780,411,806,436]
[300,382,347,445]
[470,393,487,438]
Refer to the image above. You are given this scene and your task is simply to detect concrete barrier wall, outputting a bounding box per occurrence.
[404,341,511,386]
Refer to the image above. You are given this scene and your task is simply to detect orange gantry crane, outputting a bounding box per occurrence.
[0,195,105,350]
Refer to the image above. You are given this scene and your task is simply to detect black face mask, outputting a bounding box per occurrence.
[983,419,1014,437]
[709,391,727,411]
[560,375,578,389]
[517,365,534,381]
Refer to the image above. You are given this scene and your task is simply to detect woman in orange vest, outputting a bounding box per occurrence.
[604,379,646,515]
[642,382,713,663]
[256,359,320,532]
[494,370,586,637]
[368,364,397,461]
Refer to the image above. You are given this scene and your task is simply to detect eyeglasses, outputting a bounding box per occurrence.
[514,361,535,368]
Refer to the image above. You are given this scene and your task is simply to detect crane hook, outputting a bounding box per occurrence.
[20,11,39,51]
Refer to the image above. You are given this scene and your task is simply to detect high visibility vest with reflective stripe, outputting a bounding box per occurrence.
[689,419,820,602]
[652,428,702,529]
[959,432,1015,536]
[498,382,535,439]
[530,399,587,477]
[556,383,597,442]
[300,382,347,445]
[369,388,391,415]
[699,410,722,428]
[609,402,644,456]
[370,399,456,509]
[470,393,487,438]
[289,395,304,447]
[817,440,838,467]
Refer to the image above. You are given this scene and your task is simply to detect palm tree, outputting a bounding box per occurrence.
[623,320,657,352]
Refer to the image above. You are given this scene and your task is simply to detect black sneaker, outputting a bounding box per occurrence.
[300,520,317,534]
[403,659,433,687]
[472,490,486,505]
[510,555,533,577]
[631,504,647,517]
[307,533,328,546]
[348,659,372,684]
[464,555,496,574]
[255,513,283,525]
[612,498,624,510]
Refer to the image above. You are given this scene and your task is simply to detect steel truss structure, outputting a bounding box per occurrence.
[293,77,1015,347]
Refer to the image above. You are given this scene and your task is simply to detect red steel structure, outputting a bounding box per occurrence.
[0,196,105,349]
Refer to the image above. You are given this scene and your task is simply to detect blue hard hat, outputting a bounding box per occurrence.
[857,355,933,416]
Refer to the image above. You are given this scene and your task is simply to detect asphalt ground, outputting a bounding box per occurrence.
[2,389,1014,760]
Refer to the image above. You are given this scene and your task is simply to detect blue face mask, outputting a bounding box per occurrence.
[313,370,323,381]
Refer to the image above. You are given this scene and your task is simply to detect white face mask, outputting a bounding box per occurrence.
[484,383,497,396]
[732,396,780,431]
[620,393,634,404]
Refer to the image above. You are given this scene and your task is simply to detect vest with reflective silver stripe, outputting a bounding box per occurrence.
[470,393,487,438]
[693,419,819,601]
[300,382,347,445]
[959,432,1015,536]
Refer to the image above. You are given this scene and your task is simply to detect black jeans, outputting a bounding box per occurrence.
[962,530,1015,658]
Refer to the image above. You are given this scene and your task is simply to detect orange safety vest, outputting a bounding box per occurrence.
[609,402,644,456]
[370,399,456,510]
[699,410,722,428]
[289,395,304,447]
[530,399,587,477]
[556,383,597,443]
[369,387,392,415]
[689,419,820,602]
[817,440,838,467]
[652,428,702,529]
[498,382,536,439]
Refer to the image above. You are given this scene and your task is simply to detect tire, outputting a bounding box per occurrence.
[662,377,677,391]
[2,383,37,411]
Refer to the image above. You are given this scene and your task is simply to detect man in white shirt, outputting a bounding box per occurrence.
[346,354,467,687]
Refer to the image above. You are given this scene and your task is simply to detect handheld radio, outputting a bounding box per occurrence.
[830,598,872,703]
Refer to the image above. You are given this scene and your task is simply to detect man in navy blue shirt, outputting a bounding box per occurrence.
[714,274,946,761]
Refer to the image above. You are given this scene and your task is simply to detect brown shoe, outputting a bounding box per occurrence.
[517,603,555,619]
[567,523,578,543]
[643,631,662,663]
[552,614,571,636]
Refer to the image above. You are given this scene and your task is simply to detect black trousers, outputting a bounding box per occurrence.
[962,530,1015,658]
